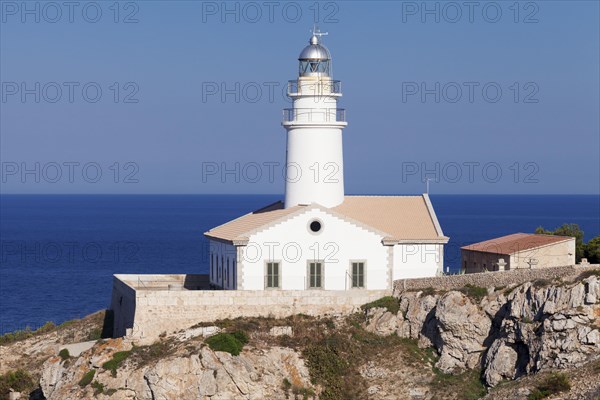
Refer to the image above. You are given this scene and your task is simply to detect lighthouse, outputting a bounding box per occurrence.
[283,29,347,209]
[204,30,448,292]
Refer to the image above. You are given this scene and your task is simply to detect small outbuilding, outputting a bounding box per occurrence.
[461,233,575,273]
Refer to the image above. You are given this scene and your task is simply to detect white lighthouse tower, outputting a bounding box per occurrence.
[283,28,347,209]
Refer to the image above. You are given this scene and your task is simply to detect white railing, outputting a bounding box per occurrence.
[283,108,346,123]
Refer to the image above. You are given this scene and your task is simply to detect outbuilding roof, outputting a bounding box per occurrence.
[204,195,447,245]
[461,233,574,255]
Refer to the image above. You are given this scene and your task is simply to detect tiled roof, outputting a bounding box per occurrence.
[204,195,447,244]
[204,201,302,243]
[461,233,574,255]
[332,196,442,241]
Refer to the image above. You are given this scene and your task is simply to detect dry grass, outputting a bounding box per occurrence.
[0,310,109,347]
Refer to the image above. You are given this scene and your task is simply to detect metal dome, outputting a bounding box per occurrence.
[298,35,331,60]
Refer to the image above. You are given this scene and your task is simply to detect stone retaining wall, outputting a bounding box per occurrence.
[111,266,599,344]
[111,274,390,344]
[393,264,600,296]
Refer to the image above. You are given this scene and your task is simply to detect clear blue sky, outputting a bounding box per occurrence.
[1,1,598,195]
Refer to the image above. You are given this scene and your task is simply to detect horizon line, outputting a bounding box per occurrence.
[1,193,599,196]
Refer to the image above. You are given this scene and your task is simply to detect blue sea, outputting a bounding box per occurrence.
[1,195,599,334]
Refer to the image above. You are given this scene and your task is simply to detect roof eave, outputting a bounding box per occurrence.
[383,237,450,246]
[461,236,576,254]
[422,193,445,237]
[460,248,512,256]
[203,233,250,246]
[203,233,233,245]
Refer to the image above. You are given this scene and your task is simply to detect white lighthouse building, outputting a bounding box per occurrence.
[205,31,449,291]
[283,31,346,209]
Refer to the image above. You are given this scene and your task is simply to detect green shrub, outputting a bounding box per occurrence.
[420,287,438,296]
[292,385,316,400]
[58,319,76,329]
[527,373,571,400]
[102,351,131,377]
[0,321,56,345]
[532,279,553,288]
[87,328,102,341]
[319,318,333,330]
[231,330,249,345]
[361,296,400,315]
[0,370,36,399]
[430,369,486,400]
[578,269,600,280]
[282,378,292,398]
[78,370,95,387]
[205,332,246,356]
[129,340,174,367]
[528,389,546,400]
[58,348,70,360]
[303,337,349,400]
[281,377,315,400]
[0,328,33,345]
[540,372,571,393]
[36,321,56,334]
[460,284,488,302]
[397,338,439,367]
[91,380,104,395]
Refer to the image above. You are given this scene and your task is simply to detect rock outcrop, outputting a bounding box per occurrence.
[432,291,492,372]
[17,273,599,399]
[364,275,600,387]
[39,342,312,400]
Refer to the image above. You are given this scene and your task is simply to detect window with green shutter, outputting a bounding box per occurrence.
[308,262,323,288]
[351,262,365,288]
[266,262,280,289]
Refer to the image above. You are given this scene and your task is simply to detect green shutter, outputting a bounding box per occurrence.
[316,263,322,288]
[266,262,279,288]
[309,262,323,288]
[351,262,365,288]
[358,262,364,287]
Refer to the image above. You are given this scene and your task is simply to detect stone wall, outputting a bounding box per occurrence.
[111,266,599,343]
[393,264,600,295]
[110,276,137,338]
[111,274,390,344]
[511,239,576,270]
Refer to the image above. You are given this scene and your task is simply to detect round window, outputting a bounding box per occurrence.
[309,220,322,233]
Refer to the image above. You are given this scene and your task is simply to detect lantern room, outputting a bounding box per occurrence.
[298,33,331,77]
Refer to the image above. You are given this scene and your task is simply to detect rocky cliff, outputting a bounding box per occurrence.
[364,272,600,397]
[2,271,599,400]
[39,339,312,400]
